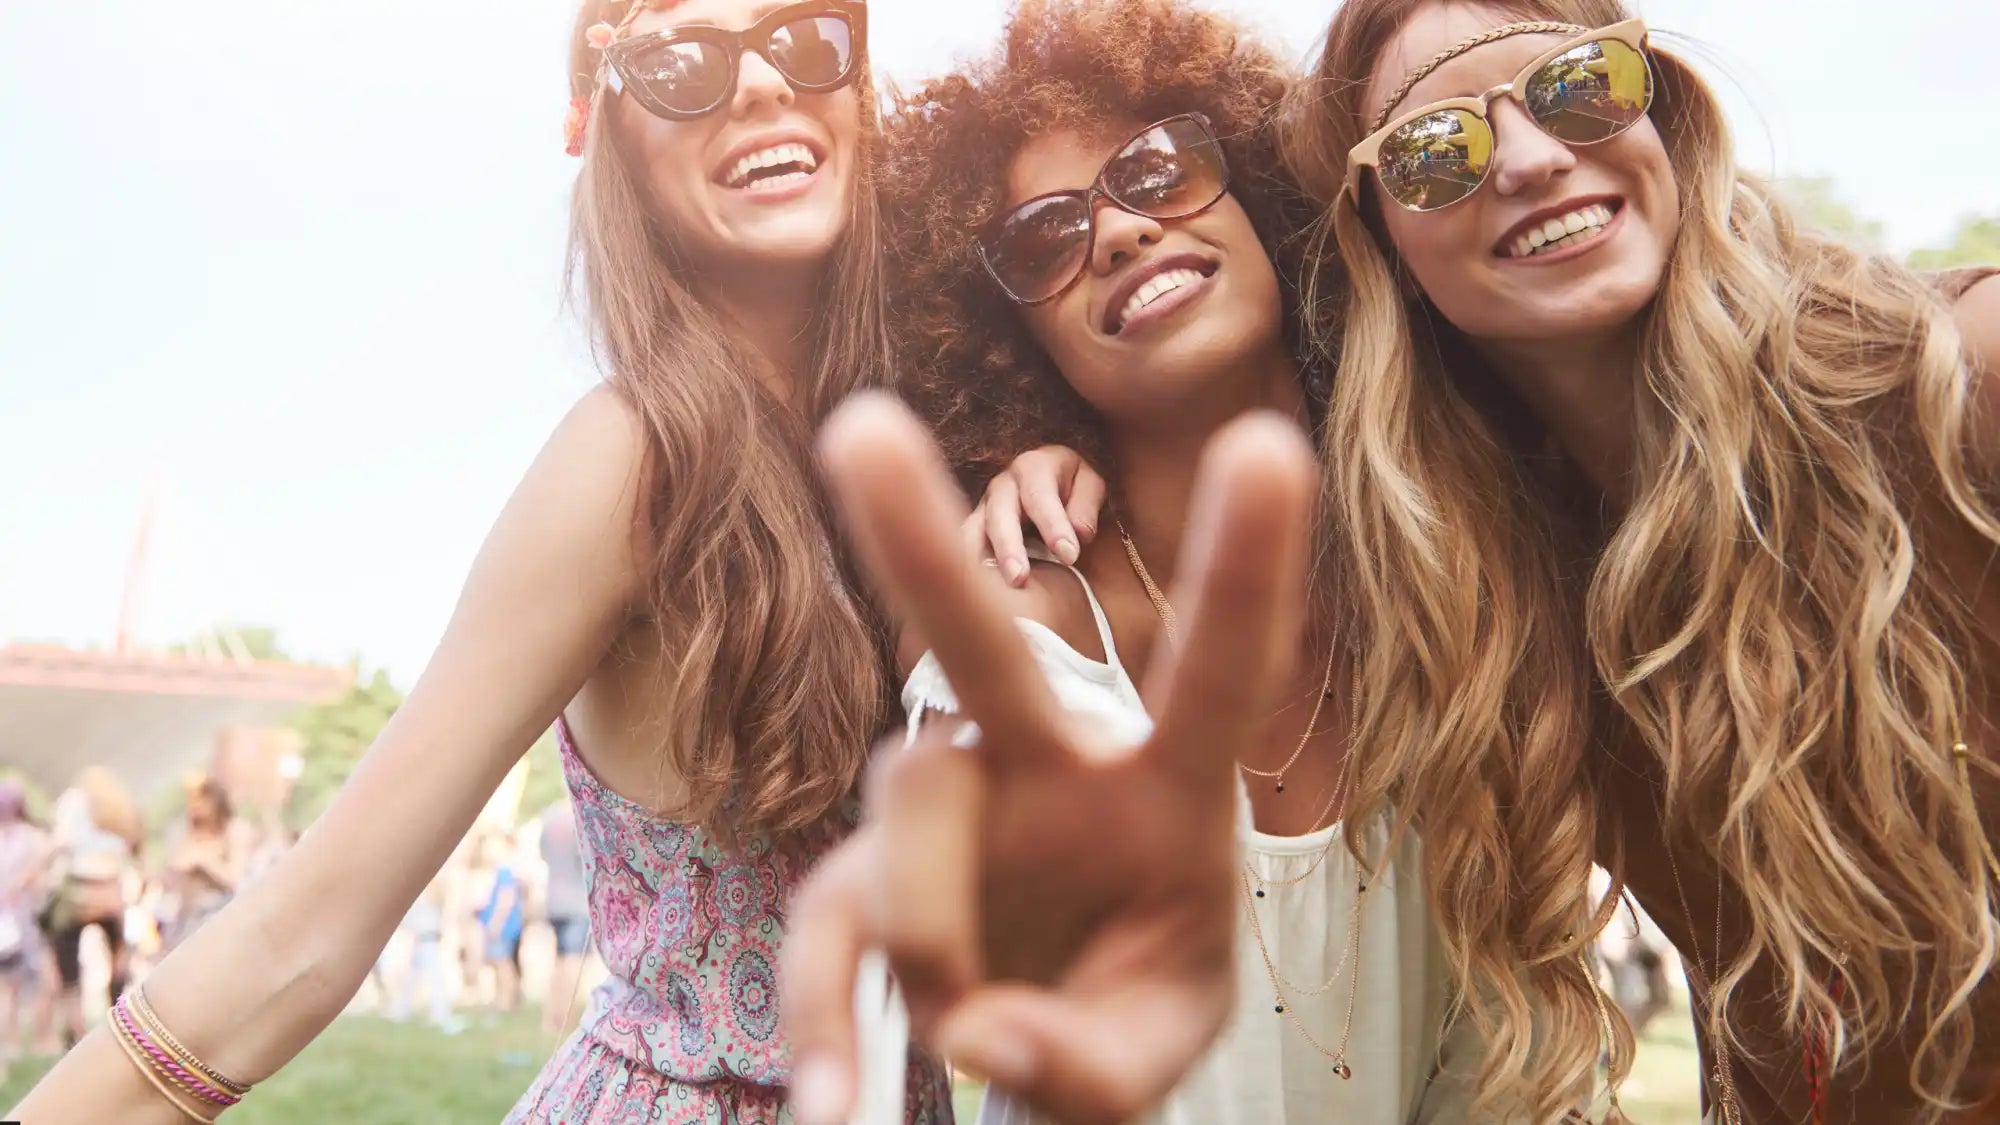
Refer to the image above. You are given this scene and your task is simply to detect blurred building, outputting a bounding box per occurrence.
[0,643,348,800]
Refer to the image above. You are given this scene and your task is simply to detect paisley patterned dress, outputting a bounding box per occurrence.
[504,720,954,1124]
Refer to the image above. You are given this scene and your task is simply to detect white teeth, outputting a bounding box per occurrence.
[725,142,819,188]
[1116,267,1206,330]
[1506,204,1617,258]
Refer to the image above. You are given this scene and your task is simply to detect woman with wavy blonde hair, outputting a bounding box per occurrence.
[14,1,955,1122]
[1273,0,2000,1121]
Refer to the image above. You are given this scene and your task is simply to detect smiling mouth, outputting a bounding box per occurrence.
[1108,262,1219,335]
[715,141,822,193]
[1498,201,1620,259]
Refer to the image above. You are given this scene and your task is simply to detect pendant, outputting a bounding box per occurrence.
[1274,1004,1285,1013]
[1276,778,1286,793]
[1254,888,1265,898]
[1332,1060,1352,1080]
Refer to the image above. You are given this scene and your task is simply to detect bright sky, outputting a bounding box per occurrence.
[2,0,1992,686]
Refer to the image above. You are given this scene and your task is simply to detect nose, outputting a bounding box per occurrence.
[1089,198,1165,276]
[730,49,795,118]
[1486,98,1575,197]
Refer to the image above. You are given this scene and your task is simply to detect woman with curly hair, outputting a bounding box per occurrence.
[786,2,1616,1122]
[982,0,2000,1121]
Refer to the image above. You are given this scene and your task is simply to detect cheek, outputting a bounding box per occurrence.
[1380,204,1486,302]
[624,111,716,225]
[1023,301,1109,398]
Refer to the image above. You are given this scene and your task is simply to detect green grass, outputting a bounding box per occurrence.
[4,1007,1705,1122]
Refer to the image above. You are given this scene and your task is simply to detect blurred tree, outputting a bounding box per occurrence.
[516,729,567,822]
[1909,214,2000,272]
[284,666,404,830]
[1778,176,1884,251]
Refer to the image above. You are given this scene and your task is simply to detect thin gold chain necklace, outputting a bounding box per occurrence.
[1121,519,1367,1078]
[1119,520,1335,793]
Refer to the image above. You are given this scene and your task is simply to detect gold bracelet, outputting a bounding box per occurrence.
[108,1007,222,1124]
[128,987,252,1097]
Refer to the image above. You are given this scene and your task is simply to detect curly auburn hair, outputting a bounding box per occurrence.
[879,0,1318,483]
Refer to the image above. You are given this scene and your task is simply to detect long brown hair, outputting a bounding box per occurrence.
[1286,0,2000,1113]
[564,0,894,837]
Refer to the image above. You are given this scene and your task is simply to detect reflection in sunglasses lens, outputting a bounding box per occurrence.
[1107,120,1226,218]
[987,197,1092,303]
[1376,108,1492,212]
[1526,38,1651,144]
[771,16,853,86]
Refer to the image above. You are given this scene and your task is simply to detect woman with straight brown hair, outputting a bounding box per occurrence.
[11,1,954,1122]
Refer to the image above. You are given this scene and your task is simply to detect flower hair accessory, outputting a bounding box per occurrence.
[565,0,677,156]
[564,96,592,157]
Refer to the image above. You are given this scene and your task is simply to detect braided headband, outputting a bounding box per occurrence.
[1369,20,1585,133]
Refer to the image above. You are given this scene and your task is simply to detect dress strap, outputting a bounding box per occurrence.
[1023,546,1125,674]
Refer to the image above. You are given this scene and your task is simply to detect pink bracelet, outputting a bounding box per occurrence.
[111,1001,243,1107]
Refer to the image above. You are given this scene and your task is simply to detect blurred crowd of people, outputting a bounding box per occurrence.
[0,767,593,1079]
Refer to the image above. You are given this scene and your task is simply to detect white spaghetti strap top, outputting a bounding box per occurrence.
[861,553,1493,1125]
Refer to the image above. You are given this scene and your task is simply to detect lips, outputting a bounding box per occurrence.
[710,131,827,191]
[1100,252,1220,335]
[1493,196,1623,259]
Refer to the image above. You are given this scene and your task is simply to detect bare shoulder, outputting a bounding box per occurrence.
[508,387,651,555]
[999,560,1109,664]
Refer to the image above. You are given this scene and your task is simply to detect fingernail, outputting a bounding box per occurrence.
[1053,537,1079,565]
[980,557,1001,568]
[1004,559,1028,586]
[791,1055,851,1125]
[1075,521,1096,541]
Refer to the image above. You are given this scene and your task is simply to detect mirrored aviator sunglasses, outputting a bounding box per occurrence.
[1347,19,1654,213]
[605,0,866,122]
[978,113,1231,306]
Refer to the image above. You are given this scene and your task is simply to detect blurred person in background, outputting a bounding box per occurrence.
[43,767,141,1048]
[537,799,590,1035]
[385,870,462,1034]
[160,776,253,953]
[475,831,525,1015]
[0,780,53,1079]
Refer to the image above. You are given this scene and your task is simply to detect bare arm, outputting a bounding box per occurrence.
[12,387,651,1123]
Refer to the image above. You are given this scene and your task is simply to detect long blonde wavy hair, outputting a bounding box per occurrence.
[1285,0,2000,1112]
[563,0,893,838]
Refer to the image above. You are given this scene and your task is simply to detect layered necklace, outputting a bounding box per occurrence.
[1120,520,1370,1079]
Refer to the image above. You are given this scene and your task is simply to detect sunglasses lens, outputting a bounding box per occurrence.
[983,195,1092,303]
[626,39,733,114]
[1103,117,1227,219]
[769,15,857,88]
[1524,38,1652,144]
[1374,108,1494,212]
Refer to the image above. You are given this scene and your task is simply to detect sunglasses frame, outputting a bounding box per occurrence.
[1344,18,1651,213]
[604,0,868,123]
[978,112,1231,307]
